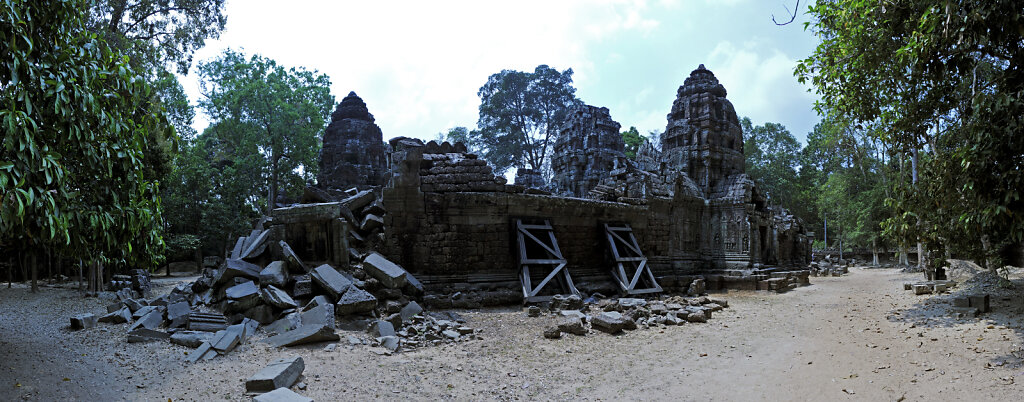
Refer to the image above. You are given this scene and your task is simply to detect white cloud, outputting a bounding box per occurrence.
[704,40,818,138]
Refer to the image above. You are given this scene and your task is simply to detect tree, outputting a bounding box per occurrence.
[476,65,581,174]
[741,117,802,208]
[86,0,227,75]
[620,126,642,159]
[1,0,169,290]
[198,50,334,213]
[797,0,1024,272]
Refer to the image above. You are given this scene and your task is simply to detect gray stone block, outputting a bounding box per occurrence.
[215,258,262,285]
[300,304,335,329]
[279,241,308,273]
[968,294,990,313]
[260,261,290,288]
[336,287,377,316]
[264,324,339,347]
[244,304,277,325]
[592,312,626,334]
[129,308,165,331]
[310,264,352,299]
[951,297,970,308]
[170,331,213,348]
[557,318,586,336]
[98,307,132,324]
[132,305,158,320]
[245,356,305,393]
[70,313,98,330]
[399,301,423,322]
[127,328,170,343]
[264,313,300,336]
[912,284,932,295]
[166,301,191,328]
[379,335,400,352]
[253,388,313,402]
[359,214,384,233]
[362,252,408,289]
[209,327,243,353]
[369,320,395,338]
[304,295,334,311]
[123,298,145,313]
[292,274,312,298]
[262,285,298,309]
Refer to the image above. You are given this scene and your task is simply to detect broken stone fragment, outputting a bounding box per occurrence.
[123,298,145,313]
[244,304,277,325]
[912,284,932,295]
[261,285,298,309]
[369,320,396,338]
[341,190,376,212]
[310,264,353,299]
[527,305,541,317]
[617,298,647,309]
[300,304,335,329]
[264,323,339,347]
[557,318,587,336]
[685,311,708,323]
[225,280,262,313]
[166,301,191,328]
[127,328,170,343]
[264,313,300,336]
[359,214,384,233]
[335,286,377,316]
[129,308,165,331]
[259,261,291,288]
[245,356,305,393]
[304,295,334,311]
[170,331,213,348]
[379,335,400,352]
[361,252,408,289]
[132,305,159,320]
[70,313,98,330]
[399,301,423,323]
[215,258,262,286]
[208,327,242,354]
[591,312,626,334]
[543,326,562,339]
[292,274,312,298]
[186,311,228,332]
[98,307,132,324]
[951,297,970,308]
[253,388,313,402]
[968,294,990,313]
[279,241,309,273]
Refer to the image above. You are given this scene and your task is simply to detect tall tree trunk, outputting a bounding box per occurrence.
[30,253,38,293]
[872,238,879,266]
[107,0,127,32]
[268,153,280,214]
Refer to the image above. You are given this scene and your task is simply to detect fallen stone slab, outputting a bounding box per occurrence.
[685,311,708,323]
[559,310,586,322]
[379,335,400,352]
[592,312,626,334]
[264,324,339,347]
[262,285,299,309]
[341,190,375,212]
[369,320,396,338]
[557,318,586,336]
[230,318,260,343]
[543,326,561,339]
[280,241,309,273]
[70,313,98,330]
[106,302,123,314]
[399,301,423,322]
[912,284,932,295]
[304,295,334,311]
[225,280,261,312]
[132,305,159,320]
[310,264,352,299]
[187,312,228,332]
[240,229,271,259]
[260,261,290,288]
[123,298,145,313]
[187,341,217,363]
[215,258,262,286]
[335,287,377,316]
[359,214,384,233]
[127,328,170,343]
[170,331,214,348]
[245,356,305,393]
[208,327,242,354]
[292,274,312,298]
[244,304,277,325]
[166,301,191,328]
[98,307,132,324]
[951,297,970,308]
[617,298,647,309]
[362,252,408,289]
[264,313,300,336]
[253,388,313,402]
[129,308,165,331]
[300,304,335,329]
[952,306,981,317]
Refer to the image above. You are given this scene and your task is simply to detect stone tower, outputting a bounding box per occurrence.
[550,105,626,197]
[661,65,744,195]
[318,92,388,189]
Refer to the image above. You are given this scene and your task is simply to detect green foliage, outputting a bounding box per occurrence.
[198,49,334,212]
[1,0,167,268]
[798,0,1024,268]
[620,126,642,159]
[476,65,581,174]
[86,0,227,75]
[741,117,802,208]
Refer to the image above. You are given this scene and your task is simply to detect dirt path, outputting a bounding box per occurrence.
[3,268,1024,401]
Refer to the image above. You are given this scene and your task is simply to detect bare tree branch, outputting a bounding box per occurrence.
[772,0,801,26]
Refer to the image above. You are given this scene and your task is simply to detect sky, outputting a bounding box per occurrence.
[180,0,821,144]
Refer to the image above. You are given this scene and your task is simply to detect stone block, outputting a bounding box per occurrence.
[557,318,587,336]
[543,327,561,339]
[359,214,384,233]
[70,313,98,330]
[133,305,158,320]
[244,304,277,325]
[968,294,990,313]
[225,281,262,313]
[335,287,377,316]
[592,312,626,334]
[129,308,165,331]
[369,320,396,338]
[245,356,305,393]
[261,285,298,309]
[253,388,313,402]
[951,306,981,317]
[170,331,213,348]
[123,298,145,313]
[685,311,707,323]
[304,295,334,311]
[260,261,290,288]
[932,283,947,293]
[341,190,376,212]
[215,259,262,286]
[98,307,132,324]
[209,327,242,353]
[362,252,408,289]
[166,301,191,328]
[187,341,216,363]
[912,284,932,295]
[280,241,309,273]
[292,274,312,298]
[399,301,423,322]
[127,328,170,343]
[310,264,353,299]
[951,297,970,308]
[187,312,228,332]
[106,302,123,314]
[300,304,335,329]
[617,298,647,309]
[264,313,300,336]
[264,324,339,347]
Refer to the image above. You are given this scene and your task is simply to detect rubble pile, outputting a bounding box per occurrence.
[810,256,848,277]
[535,293,729,339]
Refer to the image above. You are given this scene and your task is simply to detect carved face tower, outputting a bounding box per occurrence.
[318,92,388,189]
[661,65,744,195]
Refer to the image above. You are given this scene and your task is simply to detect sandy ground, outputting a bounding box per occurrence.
[3,267,1024,401]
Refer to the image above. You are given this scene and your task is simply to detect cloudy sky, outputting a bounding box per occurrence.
[180,0,820,144]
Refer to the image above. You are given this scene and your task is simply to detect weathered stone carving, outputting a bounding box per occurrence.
[550,105,627,198]
[318,92,387,189]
